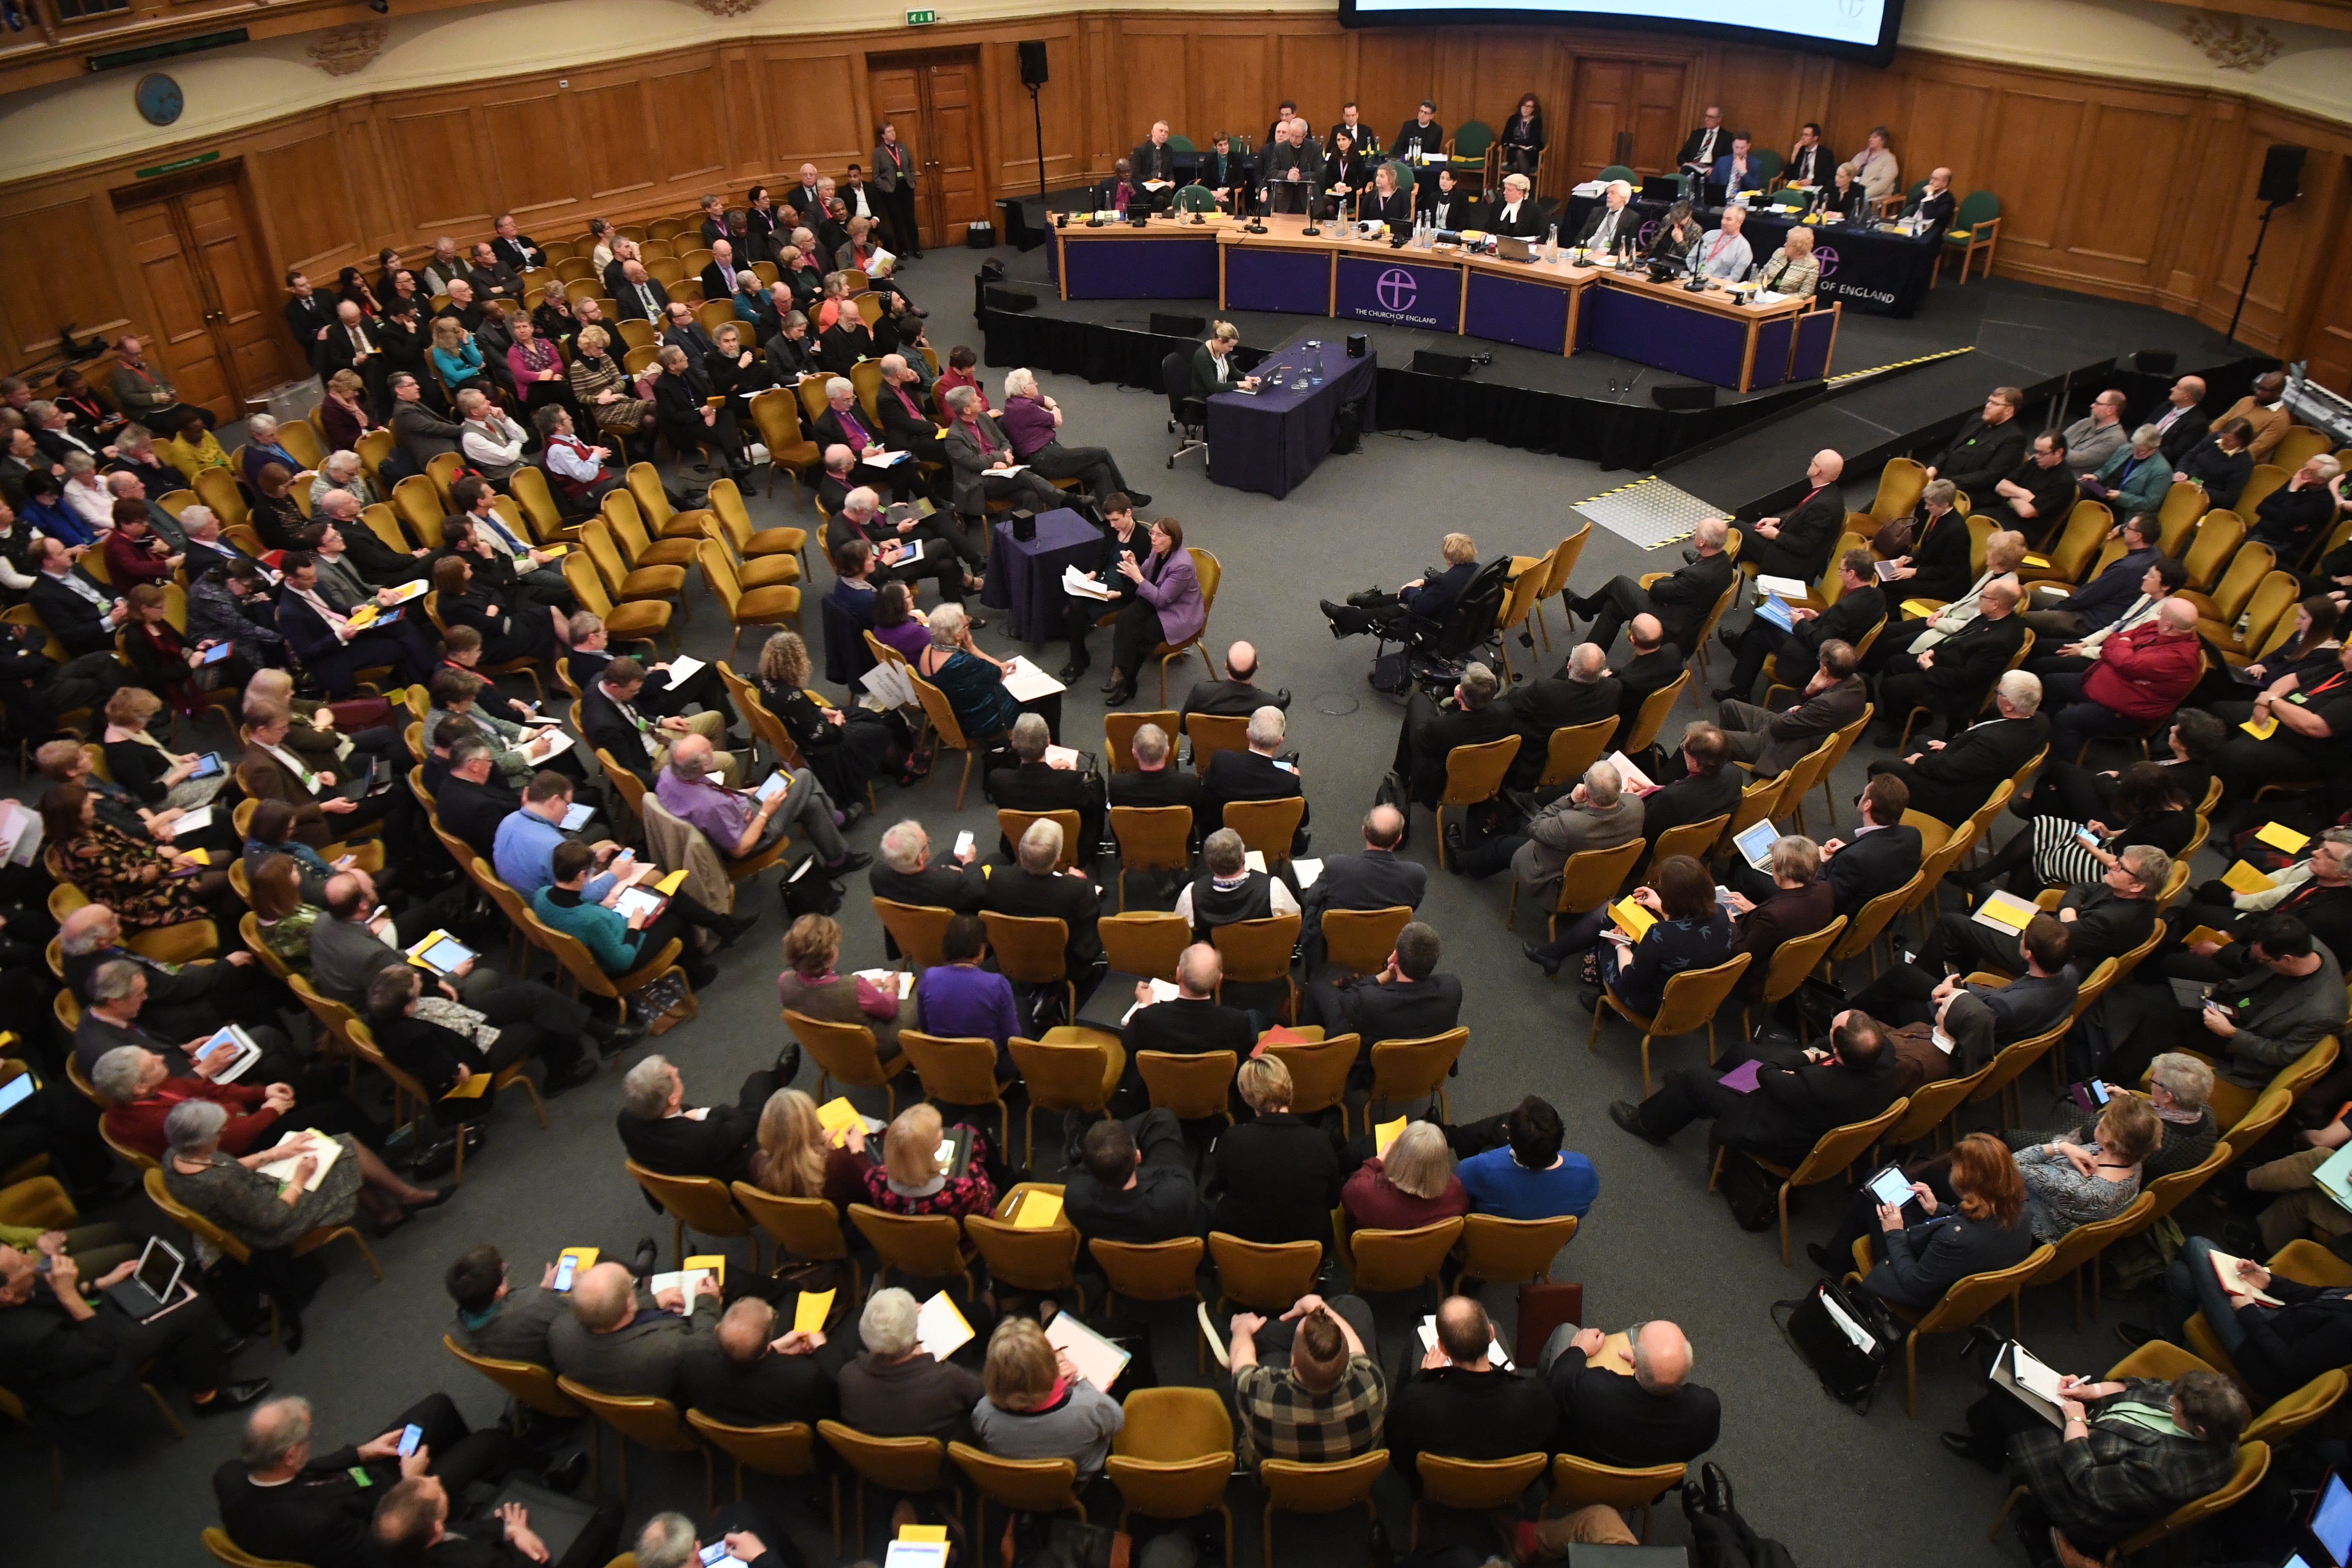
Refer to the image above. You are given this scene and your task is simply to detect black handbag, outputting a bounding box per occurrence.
[1774,1276,1902,1411]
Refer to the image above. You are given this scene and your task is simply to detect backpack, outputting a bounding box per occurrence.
[1711,1139,1781,1232]
[1773,1276,1900,1412]
[780,853,845,917]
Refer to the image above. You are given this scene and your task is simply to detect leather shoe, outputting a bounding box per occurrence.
[2114,1321,2159,1351]
[1805,1240,1840,1271]
[541,1451,591,1495]
[1940,1431,2000,1471]
[193,1378,272,1416]
[1520,942,1564,978]
[1126,491,1153,508]
[1701,1462,1733,1517]
[1609,1100,1666,1144]
[715,911,762,950]
[1056,662,1089,682]
[631,1237,659,1279]
[826,850,875,874]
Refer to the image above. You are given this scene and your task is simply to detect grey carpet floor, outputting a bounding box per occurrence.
[11,245,2172,1567]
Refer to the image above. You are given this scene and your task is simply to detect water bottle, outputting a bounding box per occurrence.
[1545,223,1559,262]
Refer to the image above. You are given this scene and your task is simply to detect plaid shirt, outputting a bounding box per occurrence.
[2004,1379,2241,1548]
[1235,1355,1386,1466]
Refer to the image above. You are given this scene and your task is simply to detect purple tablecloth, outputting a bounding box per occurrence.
[1207,334,1379,498]
[984,506,1101,645]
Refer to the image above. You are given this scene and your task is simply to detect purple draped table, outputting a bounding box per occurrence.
[1206,333,1379,499]
[983,506,1103,645]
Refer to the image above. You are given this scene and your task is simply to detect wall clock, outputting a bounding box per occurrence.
[135,73,184,128]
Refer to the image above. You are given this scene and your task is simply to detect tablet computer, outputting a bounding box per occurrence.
[2310,1470,2352,1566]
[196,641,237,666]
[103,1236,188,1323]
[406,931,477,977]
[1864,1164,1916,1211]
[1733,819,1778,871]
[187,751,226,781]
[0,1068,33,1120]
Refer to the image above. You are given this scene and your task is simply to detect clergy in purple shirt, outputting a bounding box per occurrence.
[913,915,1020,1079]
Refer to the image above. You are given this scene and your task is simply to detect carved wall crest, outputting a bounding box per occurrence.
[307,21,389,78]
[693,0,766,16]
[2178,11,2283,72]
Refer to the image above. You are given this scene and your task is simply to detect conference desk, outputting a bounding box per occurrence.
[1046,217,1230,301]
[1215,216,1830,392]
[1208,331,1378,498]
[1561,193,1939,317]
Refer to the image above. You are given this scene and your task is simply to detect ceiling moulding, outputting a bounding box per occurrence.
[690,0,766,15]
[2179,8,2287,65]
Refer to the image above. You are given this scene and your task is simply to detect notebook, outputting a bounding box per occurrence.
[256,1130,344,1191]
[916,1291,974,1361]
[1970,889,2041,933]
[1045,1311,1131,1391]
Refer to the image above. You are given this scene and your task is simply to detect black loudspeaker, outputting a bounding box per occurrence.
[1150,313,1206,337]
[2133,351,2178,374]
[1011,509,1037,542]
[983,284,1038,313]
[2257,144,2306,205]
[1652,384,1717,411]
[1412,349,1473,378]
[1018,40,1049,87]
[1345,333,1368,358]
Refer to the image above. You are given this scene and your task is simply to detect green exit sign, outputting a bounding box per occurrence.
[905,8,937,22]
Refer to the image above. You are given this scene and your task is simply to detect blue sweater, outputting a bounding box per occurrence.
[1458,1147,1599,1222]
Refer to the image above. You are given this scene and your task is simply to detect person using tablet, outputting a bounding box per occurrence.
[365,963,598,1112]
[0,1237,269,1425]
[1722,834,1838,1007]
[1811,1130,2036,1307]
[531,839,722,994]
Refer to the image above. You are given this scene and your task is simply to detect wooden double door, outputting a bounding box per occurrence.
[111,165,293,415]
[1566,58,1690,185]
[866,49,990,250]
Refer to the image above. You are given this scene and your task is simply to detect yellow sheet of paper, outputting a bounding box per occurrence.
[2242,715,2280,739]
[816,1097,864,1137]
[2222,860,2278,895]
[346,605,378,629]
[654,868,689,895]
[558,1246,598,1274]
[1974,894,2036,931]
[1586,1331,1636,1374]
[898,1526,949,1544]
[1609,898,1656,940]
[1899,598,1939,619]
[181,849,211,866]
[2182,925,2234,948]
[684,1253,726,1289]
[2257,822,2311,854]
[538,543,570,557]
[2023,554,2052,569]
[1375,1116,1408,1157]
[793,1288,835,1333]
[441,1072,493,1100]
[1013,1190,1064,1230]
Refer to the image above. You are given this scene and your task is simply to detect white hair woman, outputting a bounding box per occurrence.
[915,601,1060,743]
[835,1286,985,1438]
[1342,1120,1467,1229]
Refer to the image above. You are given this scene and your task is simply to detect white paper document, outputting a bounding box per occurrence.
[861,660,919,709]
[1755,574,1810,601]
[664,656,706,690]
[1291,857,1324,888]
[163,806,213,838]
[854,967,917,999]
[1122,978,1180,1025]
[1416,1315,1514,1370]
[560,802,596,831]
[1604,751,1654,794]
[256,1130,344,1191]
[1062,566,1118,601]
[1002,657,1066,702]
[916,1290,975,1361]
[1045,1311,1132,1390]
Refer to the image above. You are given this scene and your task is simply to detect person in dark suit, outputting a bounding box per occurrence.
[2151,375,2213,466]
[823,488,966,609]
[547,1260,720,1402]
[1200,706,1309,851]
[283,271,336,370]
[979,817,1103,974]
[1715,640,1865,777]
[1191,322,1252,400]
[1809,1125,2041,1298]
[1926,387,2031,512]
[1422,168,1479,233]
[1301,805,1425,967]
[1925,847,2167,980]
[1867,674,2052,826]
[2021,515,2165,643]
[1709,133,1765,198]
[1176,639,1290,724]
[1811,773,1924,919]
[214,1393,515,1568]
[1746,449,1848,584]
[652,345,751,483]
[27,536,127,656]
[1206,1054,1343,1245]
[1395,662,1516,809]
[812,381,921,504]
[1065,1112,1208,1245]
[614,1053,786,1188]
[699,240,745,308]
[1108,727,1202,818]
[1872,579,2028,745]
[1613,1007,1901,1168]
[1485,173,1545,237]
[677,1296,858,1429]
[1786,124,1834,188]
[659,302,719,365]
[871,819,986,913]
[444,1243,586,1369]
[1991,430,2092,541]
[1676,108,1727,175]
[1716,551,1885,706]
[1259,122,1325,217]
[1881,481,1978,608]
[612,263,671,324]
[1575,181,1637,251]
[1320,131,1373,222]
[435,749,524,863]
[873,353,952,488]
[1611,618,1684,750]
[1393,101,1444,166]
[2174,419,2257,511]
[1543,1318,1722,1470]
[1357,161,1411,228]
[1320,531,1482,639]
[1564,517,1736,657]
[1126,943,1256,1061]
[1633,723,1744,863]
[1386,1295,1558,1482]
[1503,642,1622,789]
[1904,167,1959,245]
[985,713,1102,863]
[1130,122,1180,209]
[1190,133,1247,212]
[1851,914,2079,1042]
[1301,920,1463,1062]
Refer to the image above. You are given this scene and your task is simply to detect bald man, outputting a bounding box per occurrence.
[1179,639,1293,722]
[1385,1295,1557,1481]
[2153,374,2211,465]
[1301,804,1426,970]
[1746,449,1847,583]
[1870,578,2027,746]
[2042,596,2203,760]
[677,1296,858,1427]
[1542,1317,1721,1469]
[545,1260,719,1400]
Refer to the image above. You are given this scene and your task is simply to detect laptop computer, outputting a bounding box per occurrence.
[1639,174,1684,204]
[103,1236,191,1323]
[1496,236,1535,262]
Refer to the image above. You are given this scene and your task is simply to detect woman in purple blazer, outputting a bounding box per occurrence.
[1104,517,1203,705]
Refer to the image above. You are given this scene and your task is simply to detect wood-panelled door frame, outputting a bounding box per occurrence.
[110,161,292,414]
[1566,54,1690,184]
[866,48,988,251]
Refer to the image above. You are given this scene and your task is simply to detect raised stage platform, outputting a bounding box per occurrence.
[972,232,2263,485]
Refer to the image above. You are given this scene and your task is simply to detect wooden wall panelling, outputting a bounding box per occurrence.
[1975,89,2088,264]
[1277,27,1346,145]
[1184,22,1273,155]
[574,79,656,202]
[650,63,727,187]
[0,196,131,362]
[1114,20,1191,152]
[1355,30,1436,140]
[482,90,577,225]
[1707,47,1809,166]
[386,104,494,232]
[2298,155,2352,393]
[783,51,871,174]
[333,101,400,249]
[1462,31,1550,147]
[2064,101,2195,280]
[248,129,355,274]
[1075,15,1114,170]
